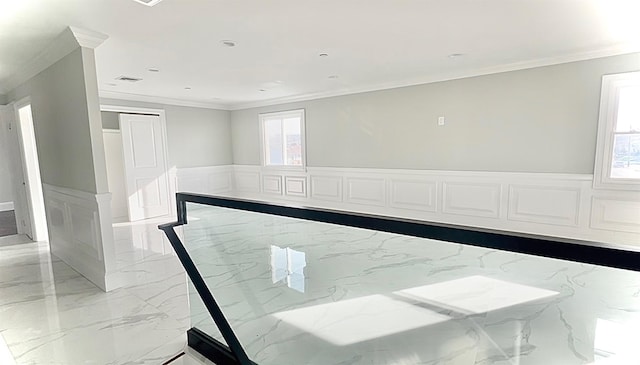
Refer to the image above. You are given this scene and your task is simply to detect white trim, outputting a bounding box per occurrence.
[1,27,107,94]
[228,46,640,110]
[99,90,229,110]
[42,183,113,291]
[0,202,14,212]
[68,26,109,49]
[224,165,640,247]
[593,71,640,191]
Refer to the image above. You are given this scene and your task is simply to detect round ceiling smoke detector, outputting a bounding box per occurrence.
[319,53,329,57]
[221,40,236,47]
[448,53,464,59]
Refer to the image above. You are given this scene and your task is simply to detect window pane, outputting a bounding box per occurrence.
[283,117,302,166]
[611,133,640,179]
[265,118,283,165]
[615,86,640,132]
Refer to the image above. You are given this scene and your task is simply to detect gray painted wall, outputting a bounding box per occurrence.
[231,53,640,174]
[0,94,6,105]
[7,47,107,194]
[100,98,233,168]
[101,111,119,129]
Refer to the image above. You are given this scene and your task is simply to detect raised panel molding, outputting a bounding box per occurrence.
[310,175,343,201]
[590,197,640,233]
[223,166,638,246]
[42,184,112,291]
[285,176,307,197]
[263,175,283,195]
[389,179,437,212]
[345,177,386,206]
[508,185,580,226]
[442,182,501,218]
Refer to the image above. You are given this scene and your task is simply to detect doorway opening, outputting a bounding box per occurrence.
[0,98,48,244]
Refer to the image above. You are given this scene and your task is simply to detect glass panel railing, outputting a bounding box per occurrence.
[160,194,640,365]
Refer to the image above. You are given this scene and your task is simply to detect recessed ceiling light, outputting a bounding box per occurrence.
[221,40,236,47]
[148,68,160,72]
[184,87,192,90]
[328,75,339,79]
[259,89,266,92]
[319,53,329,57]
[132,0,164,7]
[448,53,465,59]
[106,83,117,86]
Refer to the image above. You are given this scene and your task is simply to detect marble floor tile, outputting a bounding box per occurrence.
[0,218,206,365]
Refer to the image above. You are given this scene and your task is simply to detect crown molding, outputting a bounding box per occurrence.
[227,45,640,110]
[0,26,108,95]
[98,90,231,110]
[68,26,108,49]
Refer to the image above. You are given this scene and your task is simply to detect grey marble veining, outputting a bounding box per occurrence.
[0,218,194,365]
[183,203,640,365]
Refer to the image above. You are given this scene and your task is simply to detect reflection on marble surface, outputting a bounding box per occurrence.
[271,245,306,293]
[0,217,196,364]
[183,203,640,365]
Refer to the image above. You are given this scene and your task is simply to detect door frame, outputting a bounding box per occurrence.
[99,105,174,220]
[13,97,48,241]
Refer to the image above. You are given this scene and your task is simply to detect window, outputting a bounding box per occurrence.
[594,72,640,190]
[260,109,305,168]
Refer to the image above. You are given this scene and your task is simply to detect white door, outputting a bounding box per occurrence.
[1,105,32,238]
[120,114,170,221]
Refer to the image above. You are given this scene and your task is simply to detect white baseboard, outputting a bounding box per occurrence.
[0,201,14,212]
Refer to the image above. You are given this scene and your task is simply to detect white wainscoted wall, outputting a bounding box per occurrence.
[172,165,640,248]
[43,184,116,291]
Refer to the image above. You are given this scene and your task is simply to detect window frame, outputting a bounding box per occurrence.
[259,109,306,170]
[593,71,640,191]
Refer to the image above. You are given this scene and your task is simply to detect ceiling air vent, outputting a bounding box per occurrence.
[132,0,164,6]
[115,76,143,82]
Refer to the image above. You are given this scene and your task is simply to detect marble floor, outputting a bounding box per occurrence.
[182,204,640,365]
[0,218,211,365]
[2,206,640,365]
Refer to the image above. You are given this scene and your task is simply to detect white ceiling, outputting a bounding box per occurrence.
[1,0,639,109]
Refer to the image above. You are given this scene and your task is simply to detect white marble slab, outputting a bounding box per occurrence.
[182,204,640,365]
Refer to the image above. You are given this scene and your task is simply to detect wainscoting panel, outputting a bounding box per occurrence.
[211,166,640,246]
[591,197,640,233]
[345,177,386,207]
[442,182,501,218]
[310,175,343,202]
[43,184,113,291]
[285,176,307,197]
[262,175,283,195]
[508,185,581,227]
[389,179,437,212]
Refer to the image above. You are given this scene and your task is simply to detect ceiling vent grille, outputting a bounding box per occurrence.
[132,0,164,6]
[115,76,143,82]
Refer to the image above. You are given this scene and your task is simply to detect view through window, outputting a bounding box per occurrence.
[260,109,305,167]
